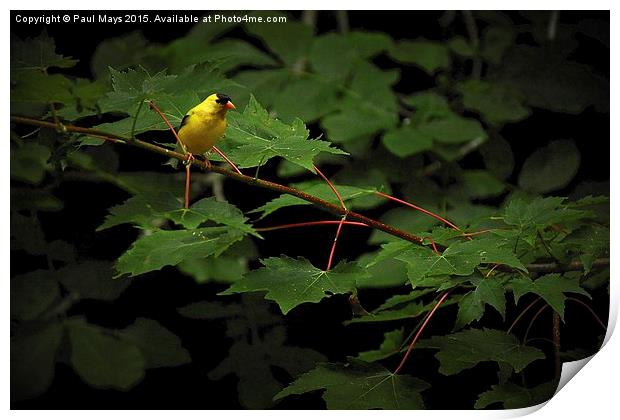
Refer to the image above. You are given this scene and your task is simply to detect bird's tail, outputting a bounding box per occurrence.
[164,144,183,169]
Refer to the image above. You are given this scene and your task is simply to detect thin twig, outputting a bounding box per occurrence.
[212,145,242,174]
[537,230,560,263]
[524,304,550,344]
[393,291,450,375]
[424,237,440,255]
[313,165,349,271]
[184,162,191,209]
[508,297,542,335]
[548,11,559,41]
[374,191,461,231]
[336,11,349,33]
[301,10,317,26]
[131,100,147,139]
[254,155,265,179]
[326,215,347,271]
[314,165,347,210]
[566,297,607,331]
[256,220,368,232]
[397,315,429,353]
[49,103,61,128]
[148,101,183,144]
[523,258,610,273]
[462,11,482,79]
[552,312,561,380]
[485,263,501,277]
[462,229,494,238]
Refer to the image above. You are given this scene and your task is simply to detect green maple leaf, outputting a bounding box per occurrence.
[175,237,256,284]
[420,226,465,246]
[309,31,393,83]
[271,78,340,123]
[179,295,324,408]
[454,291,486,330]
[67,320,145,390]
[564,224,609,274]
[367,240,417,266]
[11,31,77,73]
[480,25,515,65]
[220,256,365,314]
[232,68,283,107]
[471,277,507,319]
[97,66,175,115]
[475,381,556,409]
[11,71,75,116]
[101,64,235,115]
[384,90,486,155]
[451,238,528,271]
[519,140,581,194]
[322,62,399,144]
[117,318,191,369]
[396,244,480,286]
[346,290,437,324]
[274,361,430,409]
[99,192,259,237]
[502,197,588,246]
[419,115,487,145]
[11,270,60,321]
[116,227,246,277]
[245,13,313,66]
[356,251,409,289]
[402,91,453,120]
[56,260,130,301]
[78,64,238,137]
[178,255,247,284]
[221,95,347,172]
[11,323,64,401]
[418,328,545,375]
[370,236,524,287]
[382,125,434,158]
[250,181,375,218]
[456,79,530,126]
[160,37,277,74]
[509,274,591,321]
[448,36,475,57]
[355,328,404,363]
[461,170,507,198]
[455,276,507,330]
[389,40,450,74]
[210,325,326,409]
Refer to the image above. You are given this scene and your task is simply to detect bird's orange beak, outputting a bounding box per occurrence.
[225,101,236,111]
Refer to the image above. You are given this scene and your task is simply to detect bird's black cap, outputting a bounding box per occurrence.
[215,93,231,105]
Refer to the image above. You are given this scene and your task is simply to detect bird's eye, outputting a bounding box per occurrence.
[215,93,231,105]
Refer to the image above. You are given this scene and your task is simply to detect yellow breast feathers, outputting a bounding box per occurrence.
[178,93,236,155]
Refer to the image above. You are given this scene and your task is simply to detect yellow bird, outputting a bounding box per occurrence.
[177,93,236,158]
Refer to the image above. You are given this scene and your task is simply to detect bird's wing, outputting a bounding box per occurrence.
[178,113,191,132]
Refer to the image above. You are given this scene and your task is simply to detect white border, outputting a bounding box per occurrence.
[4,2,617,418]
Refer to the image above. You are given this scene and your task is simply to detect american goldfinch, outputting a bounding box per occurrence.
[177,93,236,158]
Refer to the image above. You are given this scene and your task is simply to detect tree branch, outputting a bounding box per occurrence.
[524,258,610,273]
[11,115,424,245]
[11,115,612,275]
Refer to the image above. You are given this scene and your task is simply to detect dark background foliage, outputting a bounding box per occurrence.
[11,10,609,409]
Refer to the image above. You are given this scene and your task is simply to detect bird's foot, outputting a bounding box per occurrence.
[183,152,194,167]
